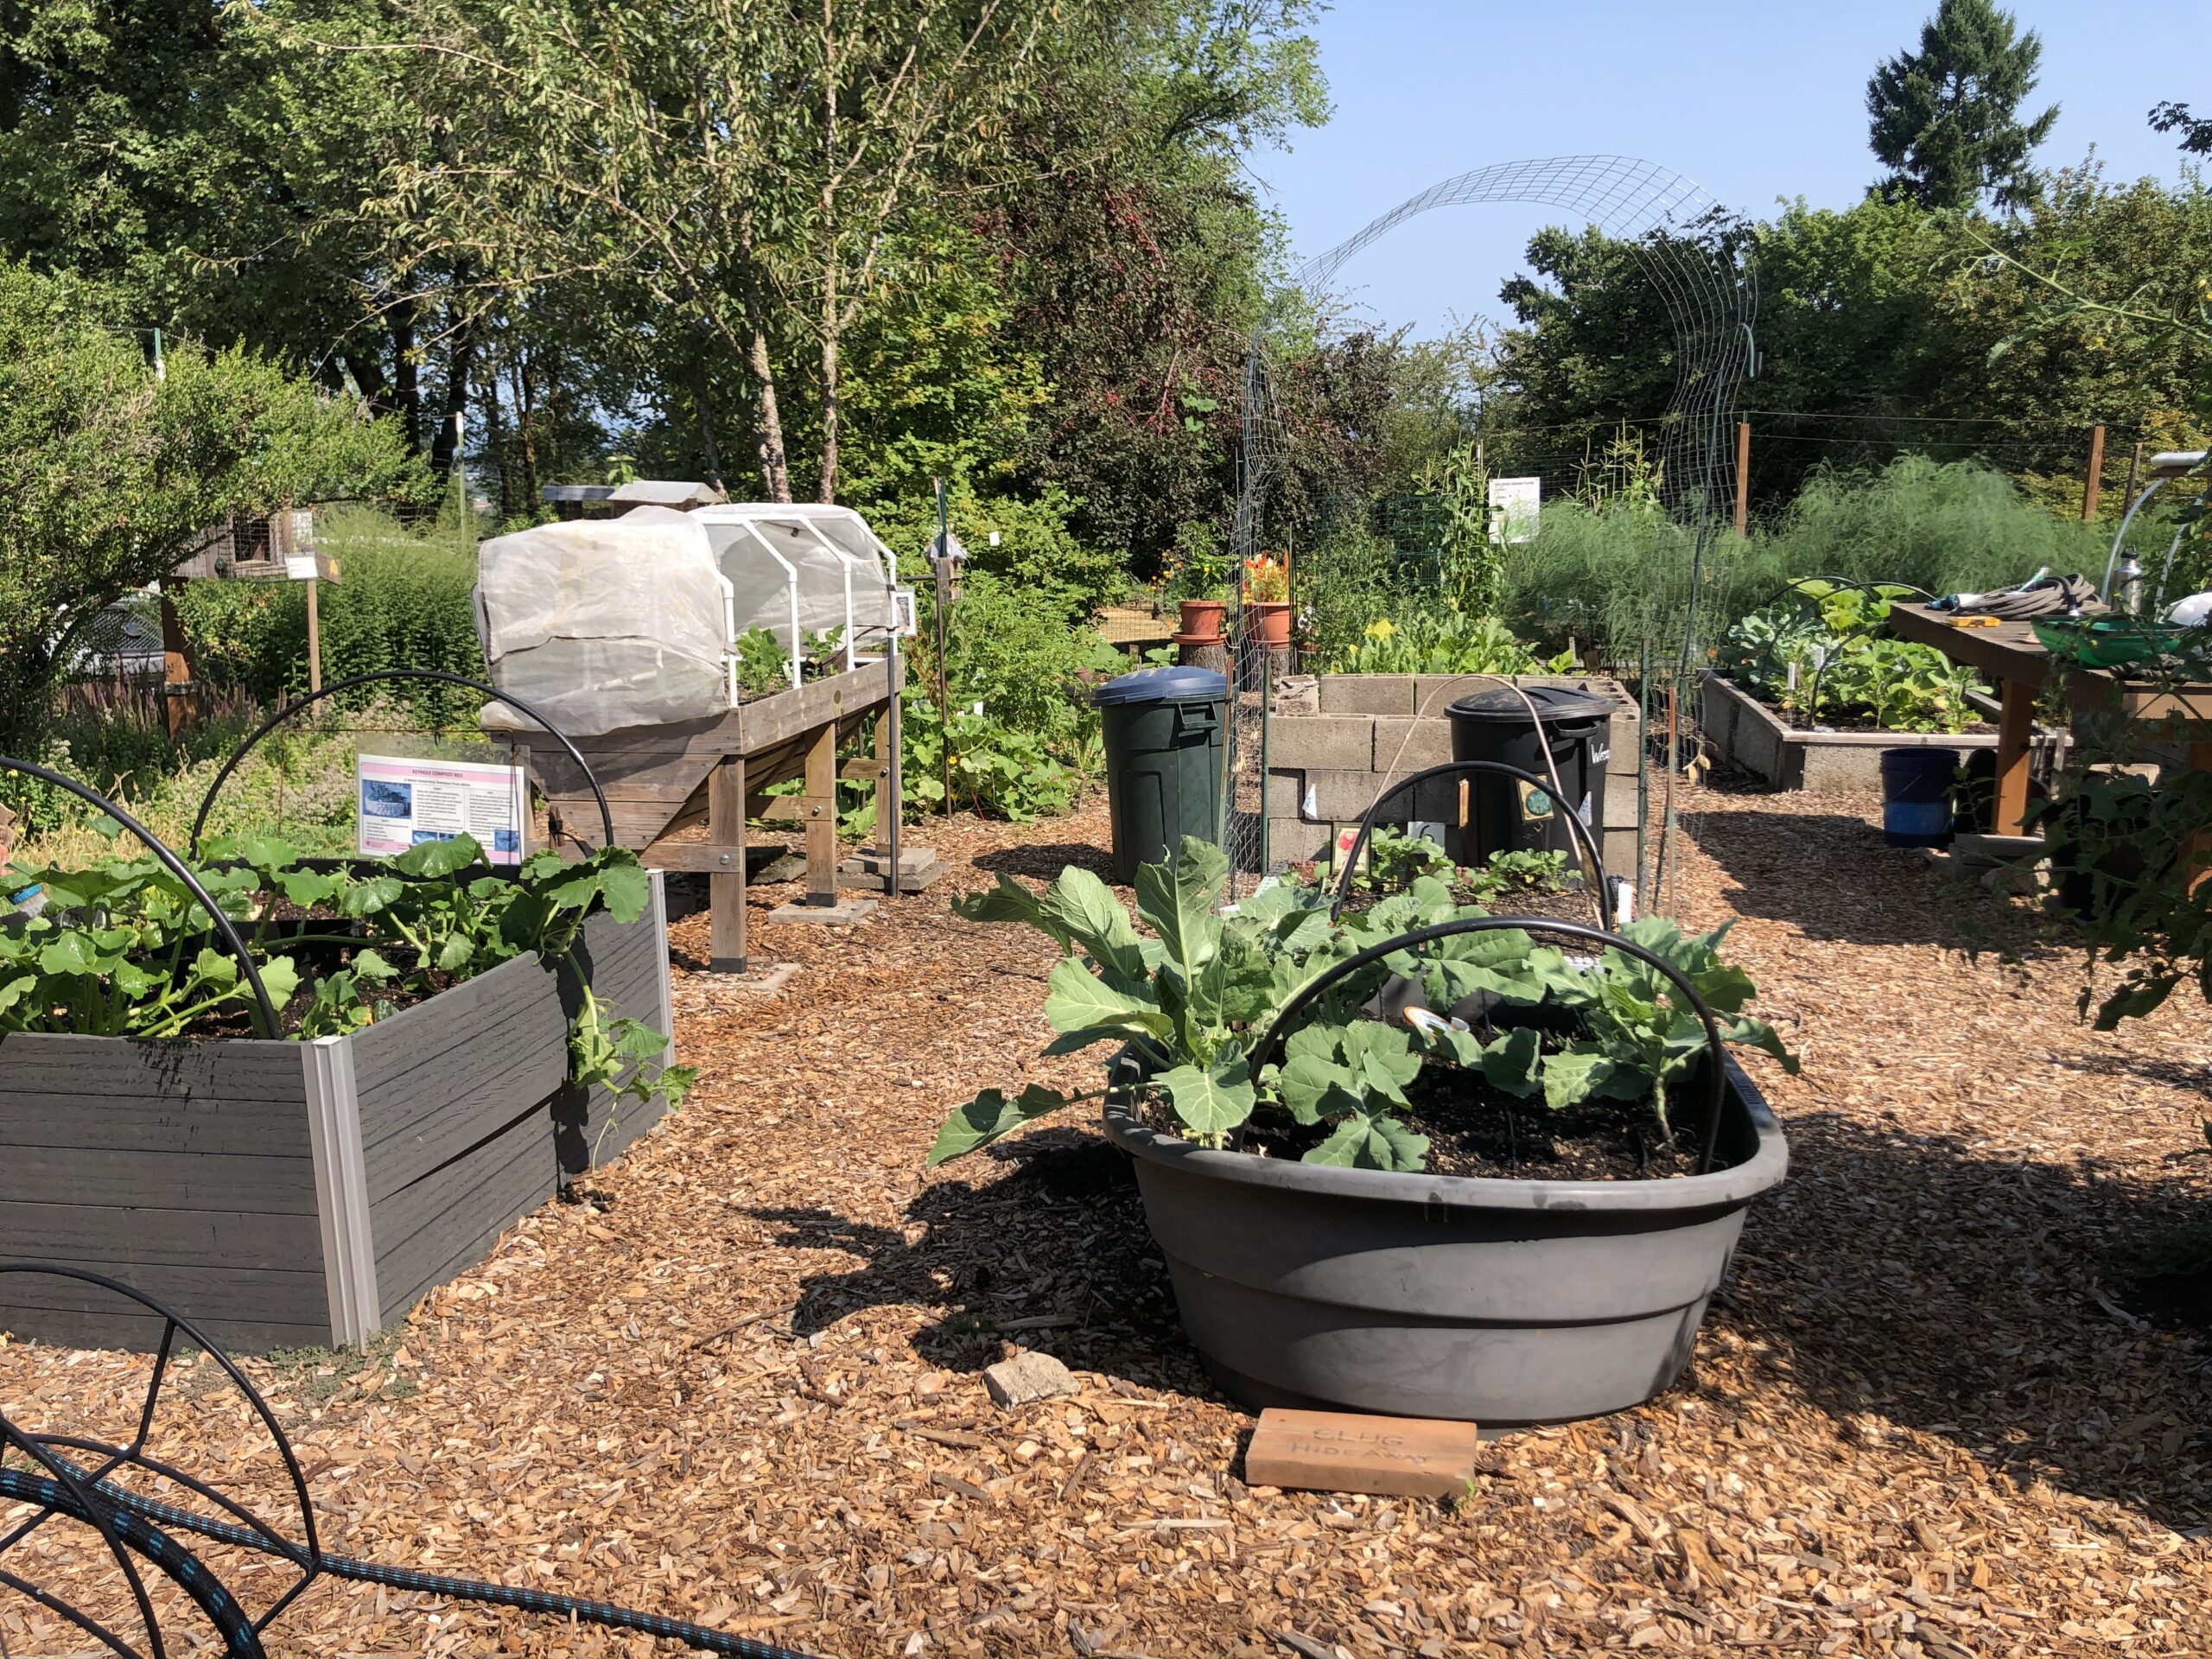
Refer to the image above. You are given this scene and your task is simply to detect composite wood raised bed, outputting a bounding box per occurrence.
[0,877,673,1354]
[1699,671,2068,792]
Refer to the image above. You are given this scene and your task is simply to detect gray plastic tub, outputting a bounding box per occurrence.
[1100,1055,1787,1425]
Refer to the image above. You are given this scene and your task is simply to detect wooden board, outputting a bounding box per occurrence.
[1243,1408,1484,1498]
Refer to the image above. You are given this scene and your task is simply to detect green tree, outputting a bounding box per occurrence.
[1866,0,2057,211]
[2151,100,2212,156]
[0,263,422,752]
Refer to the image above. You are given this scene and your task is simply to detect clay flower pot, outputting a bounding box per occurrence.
[1176,600,1227,644]
[1245,601,1293,648]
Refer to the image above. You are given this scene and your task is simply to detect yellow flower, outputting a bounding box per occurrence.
[1365,619,1398,640]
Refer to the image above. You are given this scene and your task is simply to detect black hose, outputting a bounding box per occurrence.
[0,1469,264,1659]
[0,1466,812,1659]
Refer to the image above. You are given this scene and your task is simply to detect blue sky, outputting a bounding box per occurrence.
[1249,1,2202,339]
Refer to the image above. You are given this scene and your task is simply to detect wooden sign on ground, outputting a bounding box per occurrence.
[1243,1408,1484,1498]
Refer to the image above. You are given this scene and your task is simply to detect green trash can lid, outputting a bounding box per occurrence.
[1446,684,1614,723]
[1094,664,1228,705]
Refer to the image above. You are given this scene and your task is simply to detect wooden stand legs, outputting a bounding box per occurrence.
[1994,680,2035,837]
[804,721,839,906]
[709,755,747,973]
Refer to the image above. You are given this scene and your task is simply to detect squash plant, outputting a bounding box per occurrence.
[928,837,1793,1173]
[2,830,691,1125]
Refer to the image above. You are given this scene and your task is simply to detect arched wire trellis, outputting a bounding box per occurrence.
[1224,155,1759,906]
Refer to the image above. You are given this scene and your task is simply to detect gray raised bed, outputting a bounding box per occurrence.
[0,875,673,1354]
[1700,671,2065,791]
[1101,1054,1785,1426]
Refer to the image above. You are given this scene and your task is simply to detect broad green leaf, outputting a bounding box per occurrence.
[1158,1055,1254,1136]
[0,974,35,1014]
[1038,867,1147,983]
[1304,1114,1430,1171]
[353,948,397,983]
[274,867,339,909]
[1341,1021,1421,1098]
[240,835,303,873]
[1476,1026,1542,1097]
[926,1083,1070,1166]
[254,956,302,1010]
[342,875,404,918]
[589,858,652,923]
[395,835,484,878]
[1274,1052,1363,1125]
[1720,1014,1799,1075]
[611,1018,671,1058]
[192,946,240,988]
[37,931,100,976]
[953,873,1056,938]
[1041,957,1173,1041]
[436,933,476,973]
[1543,1044,1618,1112]
[1135,838,1226,998]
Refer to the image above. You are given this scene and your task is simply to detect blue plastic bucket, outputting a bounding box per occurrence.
[1879,747,1961,848]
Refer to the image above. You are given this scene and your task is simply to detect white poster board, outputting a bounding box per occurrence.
[1487,476,1541,543]
[357,754,528,865]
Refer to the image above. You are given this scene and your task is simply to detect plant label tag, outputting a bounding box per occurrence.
[1516,780,1554,822]
[1245,1408,1483,1498]
[1331,826,1367,875]
[358,754,530,866]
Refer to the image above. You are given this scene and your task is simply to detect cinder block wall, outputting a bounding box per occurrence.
[1265,675,1643,880]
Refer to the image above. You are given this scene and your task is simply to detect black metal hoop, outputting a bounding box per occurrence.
[0,759,282,1039]
[1331,760,1611,924]
[185,671,614,858]
[1247,913,1734,1175]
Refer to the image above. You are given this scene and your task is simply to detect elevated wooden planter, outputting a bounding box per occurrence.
[0,879,673,1354]
[1700,672,2067,792]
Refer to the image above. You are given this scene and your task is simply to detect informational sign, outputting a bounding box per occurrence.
[357,754,528,865]
[1486,476,1541,543]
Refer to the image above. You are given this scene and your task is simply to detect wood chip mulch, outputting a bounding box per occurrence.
[4,785,2210,1657]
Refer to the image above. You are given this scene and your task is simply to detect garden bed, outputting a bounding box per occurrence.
[0,878,672,1353]
[1700,671,2068,791]
[3,802,2209,1656]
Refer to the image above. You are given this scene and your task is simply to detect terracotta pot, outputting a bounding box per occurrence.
[1177,600,1226,642]
[1245,601,1292,648]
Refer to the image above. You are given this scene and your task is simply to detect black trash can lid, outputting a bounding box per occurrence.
[1445,683,1615,723]
[1094,664,1229,706]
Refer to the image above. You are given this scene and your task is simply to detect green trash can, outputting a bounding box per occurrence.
[1096,665,1228,882]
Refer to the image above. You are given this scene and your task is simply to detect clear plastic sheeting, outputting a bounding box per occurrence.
[691,504,900,686]
[475,507,734,737]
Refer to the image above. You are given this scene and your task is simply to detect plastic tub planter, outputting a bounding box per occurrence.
[1098,917,1789,1426]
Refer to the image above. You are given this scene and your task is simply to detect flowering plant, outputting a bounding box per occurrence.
[1244,554,1288,604]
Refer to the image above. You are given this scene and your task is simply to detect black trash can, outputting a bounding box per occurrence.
[1096,665,1229,883]
[1445,685,1616,862]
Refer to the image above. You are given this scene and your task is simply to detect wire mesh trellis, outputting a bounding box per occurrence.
[1223,155,1760,910]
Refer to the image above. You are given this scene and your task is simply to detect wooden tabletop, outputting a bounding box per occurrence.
[1883,602,2052,690]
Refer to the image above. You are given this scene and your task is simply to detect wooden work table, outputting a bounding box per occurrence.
[1885,602,2212,842]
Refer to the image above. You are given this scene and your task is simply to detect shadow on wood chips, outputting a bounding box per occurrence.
[745,1130,1203,1388]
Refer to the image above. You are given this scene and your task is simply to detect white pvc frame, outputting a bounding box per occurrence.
[734,521,805,690]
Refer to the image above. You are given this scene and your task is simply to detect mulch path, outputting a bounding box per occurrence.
[5,784,2210,1656]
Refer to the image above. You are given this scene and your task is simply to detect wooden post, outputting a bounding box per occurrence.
[803,721,839,906]
[709,755,747,972]
[304,575,323,696]
[1734,421,1751,538]
[2081,424,2106,523]
[157,581,199,738]
[1993,679,2035,836]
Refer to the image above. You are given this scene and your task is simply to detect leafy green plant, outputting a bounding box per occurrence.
[734,626,792,698]
[1719,580,1986,732]
[1328,607,1571,677]
[927,837,1793,1173]
[0,831,693,1148]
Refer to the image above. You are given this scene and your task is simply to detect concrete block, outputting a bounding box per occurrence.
[1268,714,1376,772]
[1603,771,1641,830]
[1373,716,1456,772]
[1272,676,1319,717]
[1318,674,1414,716]
[1264,769,1304,818]
[1267,817,1336,862]
[1602,828,1637,883]
[1605,710,1643,775]
[1413,675,1488,717]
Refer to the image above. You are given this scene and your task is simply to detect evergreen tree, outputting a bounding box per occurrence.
[1866,0,2057,210]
